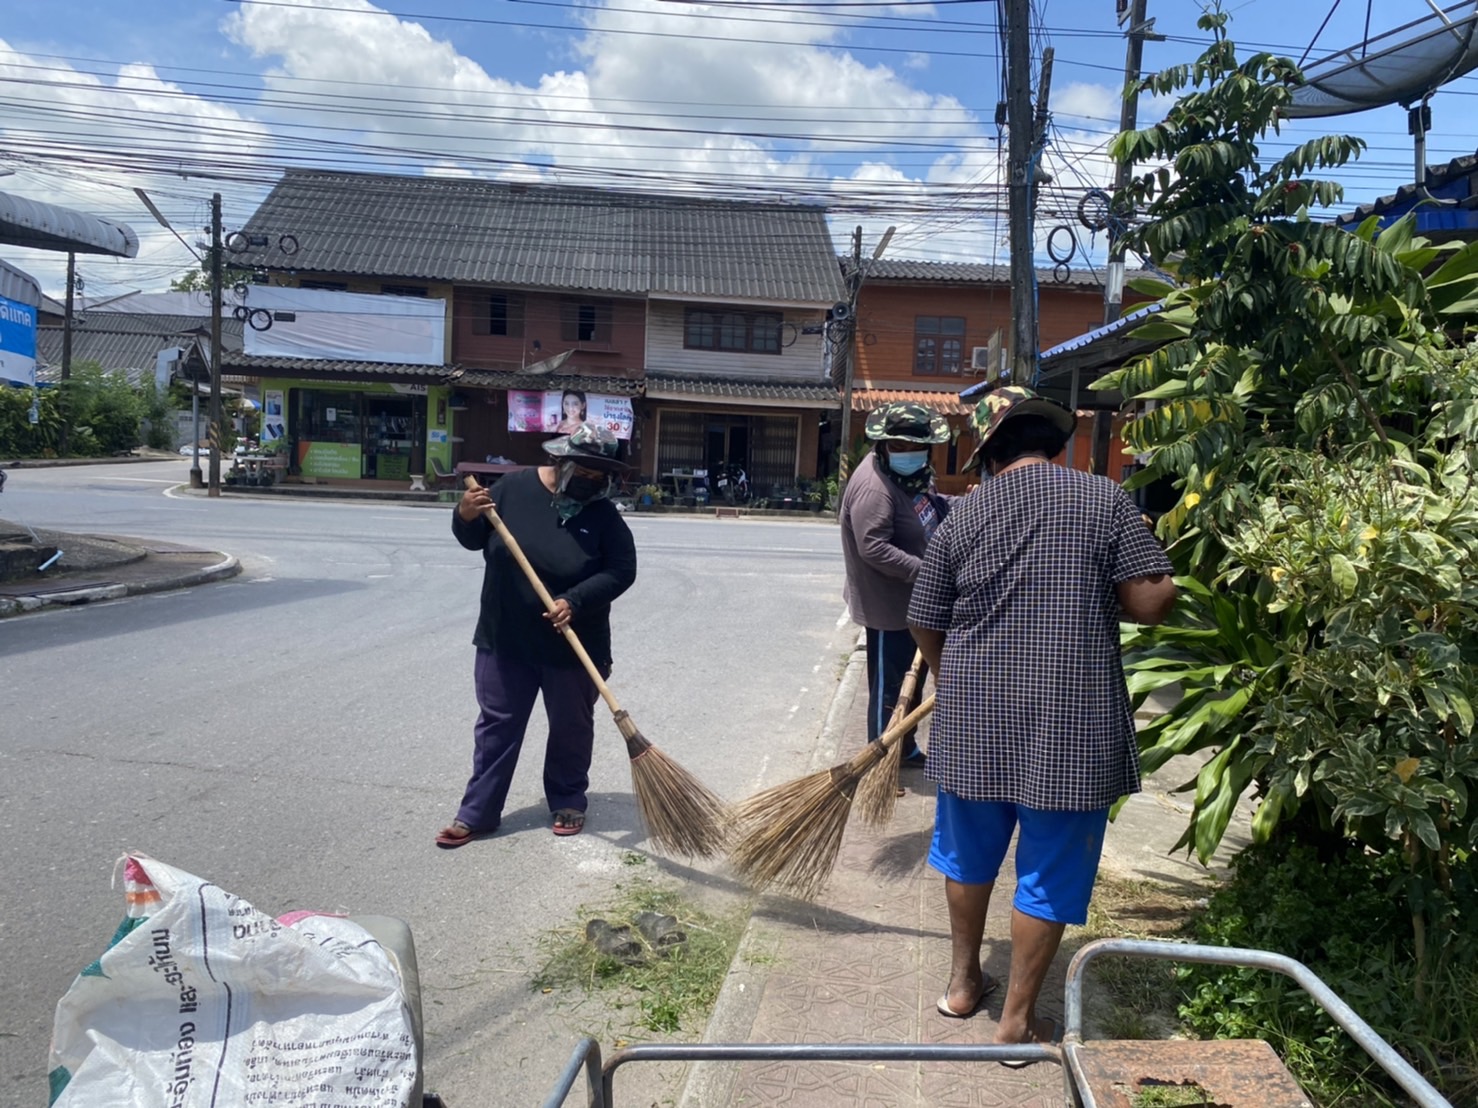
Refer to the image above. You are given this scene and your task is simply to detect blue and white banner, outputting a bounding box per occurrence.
[0,293,38,389]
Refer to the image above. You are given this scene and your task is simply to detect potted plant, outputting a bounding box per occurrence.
[635,484,664,510]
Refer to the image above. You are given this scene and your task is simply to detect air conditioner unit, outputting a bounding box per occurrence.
[970,346,993,372]
[970,330,1006,377]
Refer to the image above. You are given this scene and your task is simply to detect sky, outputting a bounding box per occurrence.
[2,0,1475,300]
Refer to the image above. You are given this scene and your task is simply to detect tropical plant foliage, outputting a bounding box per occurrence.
[1095,8,1478,989]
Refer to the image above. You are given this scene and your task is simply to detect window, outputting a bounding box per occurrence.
[914,316,966,375]
[684,307,784,355]
[489,293,524,337]
[381,284,427,298]
[299,279,348,292]
[560,299,612,343]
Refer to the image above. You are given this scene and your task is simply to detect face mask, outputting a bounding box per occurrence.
[887,451,929,476]
[557,461,610,503]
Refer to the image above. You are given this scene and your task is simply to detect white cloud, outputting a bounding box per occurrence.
[0,40,271,294]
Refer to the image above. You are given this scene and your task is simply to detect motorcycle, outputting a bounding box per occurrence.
[713,462,750,504]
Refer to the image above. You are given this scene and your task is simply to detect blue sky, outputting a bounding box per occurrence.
[2,0,1474,297]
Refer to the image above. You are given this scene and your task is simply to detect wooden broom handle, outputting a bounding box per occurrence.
[464,476,623,715]
[885,651,926,732]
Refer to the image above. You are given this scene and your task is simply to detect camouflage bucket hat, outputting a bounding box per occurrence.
[962,386,1076,473]
[864,401,950,445]
[544,421,631,470]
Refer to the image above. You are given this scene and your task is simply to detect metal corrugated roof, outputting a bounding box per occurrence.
[644,373,838,405]
[1336,150,1478,228]
[844,257,1106,289]
[0,189,139,257]
[36,316,244,375]
[449,369,643,396]
[225,353,451,378]
[240,170,846,304]
[850,388,974,416]
[1,259,40,307]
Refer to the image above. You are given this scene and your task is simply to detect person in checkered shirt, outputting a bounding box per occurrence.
[907,387,1176,1059]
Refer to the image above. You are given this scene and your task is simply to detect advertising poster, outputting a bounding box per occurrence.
[506,390,634,440]
[262,389,286,443]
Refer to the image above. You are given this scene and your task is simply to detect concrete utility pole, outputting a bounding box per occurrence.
[836,223,895,486]
[837,225,863,485]
[1004,0,1041,385]
[209,193,224,497]
[1104,0,1157,326]
[59,252,76,455]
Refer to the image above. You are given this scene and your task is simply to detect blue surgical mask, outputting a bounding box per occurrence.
[887,451,929,476]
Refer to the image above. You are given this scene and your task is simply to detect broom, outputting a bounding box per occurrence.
[463,476,729,857]
[854,650,926,827]
[729,695,935,899]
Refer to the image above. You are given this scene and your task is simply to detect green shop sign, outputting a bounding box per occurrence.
[300,442,363,478]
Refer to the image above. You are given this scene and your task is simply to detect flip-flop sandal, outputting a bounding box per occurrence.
[998,1018,1061,1068]
[552,809,586,837]
[435,820,490,849]
[935,974,1000,1018]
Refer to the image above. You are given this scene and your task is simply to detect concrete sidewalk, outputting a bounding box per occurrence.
[0,522,239,617]
[678,642,1246,1108]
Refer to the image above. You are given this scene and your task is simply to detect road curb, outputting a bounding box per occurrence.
[675,629,868,1108]
[0,554,240,617]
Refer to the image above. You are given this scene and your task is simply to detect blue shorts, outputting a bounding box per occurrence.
[928,790,1109,925]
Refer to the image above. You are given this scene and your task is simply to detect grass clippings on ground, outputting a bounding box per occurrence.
[1077,874,1208,1041]
[532,874,748,1037]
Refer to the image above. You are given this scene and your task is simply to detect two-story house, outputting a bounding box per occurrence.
[843,258,1131,494]
[223,169,843,494]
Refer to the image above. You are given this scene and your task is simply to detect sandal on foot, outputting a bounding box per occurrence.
[436,820,486,849]
[552,809,586,836]
[935,974,1000,1018]
[998,1018,1060,1067]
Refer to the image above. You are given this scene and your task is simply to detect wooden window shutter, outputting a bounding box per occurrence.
[471,292,491,336]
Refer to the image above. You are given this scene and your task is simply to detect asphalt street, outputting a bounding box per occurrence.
[0,459,853,1107]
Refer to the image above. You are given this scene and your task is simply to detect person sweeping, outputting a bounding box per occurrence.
[437,422,636,847]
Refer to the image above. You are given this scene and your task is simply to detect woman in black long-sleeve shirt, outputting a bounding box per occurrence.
[437,423,637,846]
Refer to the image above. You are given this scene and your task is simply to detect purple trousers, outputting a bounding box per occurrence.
[455,649,603,831]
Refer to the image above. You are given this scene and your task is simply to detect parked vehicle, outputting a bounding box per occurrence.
[713,462,750,504]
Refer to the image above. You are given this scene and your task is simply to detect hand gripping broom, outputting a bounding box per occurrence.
[729,695,935,899]
[464,477,729,857]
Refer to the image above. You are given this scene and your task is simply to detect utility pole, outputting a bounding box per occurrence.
[837,225,863,485]
[835,224,894,487]
[59,252,75,455]
[1004,0,1040,385]
[1104,0,1156,326]
[208,193,224,497]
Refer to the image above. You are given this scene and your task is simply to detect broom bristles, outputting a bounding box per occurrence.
[729,768,856,899]
[855,733,904,826]
[628,741,731,858]
[855,654,926,827]
[728,696,938,900]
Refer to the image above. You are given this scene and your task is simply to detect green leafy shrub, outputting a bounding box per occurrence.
[1179,840,1477,1105]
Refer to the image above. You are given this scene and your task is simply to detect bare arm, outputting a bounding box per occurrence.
[1117,574,1177,625]
[909,625,946,681]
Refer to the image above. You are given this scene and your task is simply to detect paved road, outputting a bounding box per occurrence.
[0,460,852,1106]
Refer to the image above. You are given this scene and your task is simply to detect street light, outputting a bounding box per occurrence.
[136,188,206,489]
[837,225,895,485]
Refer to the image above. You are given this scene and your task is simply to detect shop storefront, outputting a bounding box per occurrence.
[251,372,453,482]
[639,374,838,497]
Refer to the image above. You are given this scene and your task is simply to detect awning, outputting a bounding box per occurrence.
[850,388,973,417]
[0,190,139,257]
[644,373,838,410]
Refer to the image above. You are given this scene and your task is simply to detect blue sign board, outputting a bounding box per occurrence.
[0,293,37,388]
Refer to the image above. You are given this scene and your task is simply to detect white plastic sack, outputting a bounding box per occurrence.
[49,855,417,1108]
